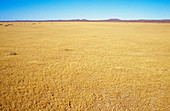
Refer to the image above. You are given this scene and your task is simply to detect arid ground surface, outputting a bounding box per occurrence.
[0,22,169,110]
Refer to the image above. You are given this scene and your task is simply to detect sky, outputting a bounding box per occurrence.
[0,0,170,20]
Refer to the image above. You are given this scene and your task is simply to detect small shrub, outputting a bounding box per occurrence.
[9,52,17,55]
[5,24,13,27]
[64,48,72,51]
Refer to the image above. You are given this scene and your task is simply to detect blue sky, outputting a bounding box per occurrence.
[0,0,170,20]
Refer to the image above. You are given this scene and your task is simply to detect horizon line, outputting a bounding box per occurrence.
[1,18,170,23]
[1,18,170,21]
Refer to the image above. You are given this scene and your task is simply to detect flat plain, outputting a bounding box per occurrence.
[0,22,169,110]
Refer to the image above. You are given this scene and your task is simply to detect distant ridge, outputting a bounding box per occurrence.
[1,19,170,23]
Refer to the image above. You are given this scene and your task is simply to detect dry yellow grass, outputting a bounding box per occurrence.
[0,22,169,110]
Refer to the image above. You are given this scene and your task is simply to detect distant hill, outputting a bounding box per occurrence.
[1,19,170,23]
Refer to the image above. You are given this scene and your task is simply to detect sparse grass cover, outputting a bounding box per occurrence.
[0,22,169,110]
